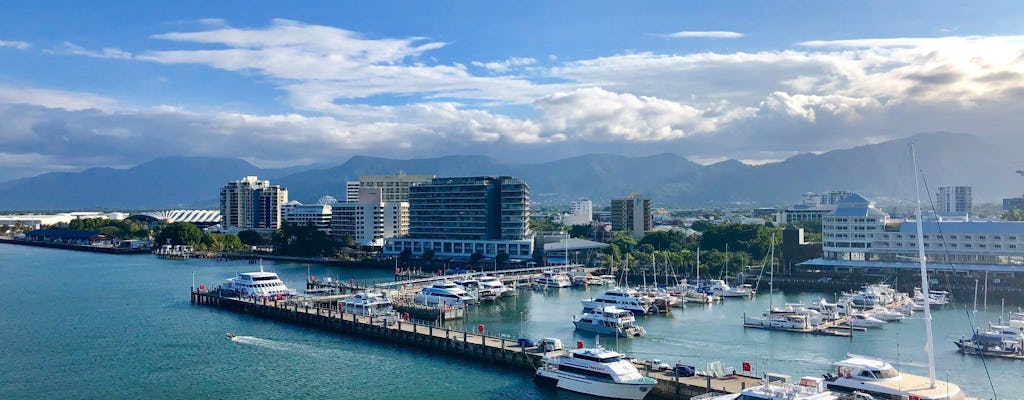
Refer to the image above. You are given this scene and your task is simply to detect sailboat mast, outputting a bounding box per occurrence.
[769,235,774,310]
[911,144,937,389]
[696,247,700,284]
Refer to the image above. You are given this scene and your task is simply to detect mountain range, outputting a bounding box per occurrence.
[0,132,1018,211]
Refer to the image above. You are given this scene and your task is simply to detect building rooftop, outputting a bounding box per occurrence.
[897,220,1024,235]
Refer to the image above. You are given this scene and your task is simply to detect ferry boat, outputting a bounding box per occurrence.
[223,264,296,299]
[823,356,968,400]
[536,270,571,288]
[340,291,393,316]
[478,276,517,298]
[582,288,658,315]
[572,306,646,338]
[701,376,841,400]
[414,282,477,306]
[534,345,656,399]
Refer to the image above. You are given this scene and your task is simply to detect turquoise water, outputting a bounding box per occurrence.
[0,244,1017,399]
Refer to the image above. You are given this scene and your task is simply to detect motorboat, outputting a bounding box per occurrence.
[225,332,235,340]
[453,277,480,289]
[744,313,812,330]
[477,276,517,298]
[339,291,393,316]
[414,282,477,306]
[534,345,656,399]
[848,314,887,328]
[864,305,905,322]
[705,279,754,297]
[582,288,658,315]
[536,270,571,288]
[913,287,951,306]
[955,327,1024,358]
[223,263,296,299]
[768,303,828,325]
[681,289,715,304]
[573,306,646,337]
[701,376,841,400]
[824,356,968,400]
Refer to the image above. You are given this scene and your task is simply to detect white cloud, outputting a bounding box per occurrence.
[661,31,744,39]
[61,41,133,59]
[0,85,117,111]
[471,57,537,72]
[0,40,30,50]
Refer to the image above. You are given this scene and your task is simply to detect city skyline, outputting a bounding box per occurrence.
[2,2,1024,182]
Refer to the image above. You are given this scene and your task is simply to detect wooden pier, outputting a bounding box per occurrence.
[191,289,759,399]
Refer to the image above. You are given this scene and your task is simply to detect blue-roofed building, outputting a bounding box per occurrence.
[802,193,1024,273]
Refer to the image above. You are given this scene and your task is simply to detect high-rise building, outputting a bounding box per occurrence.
[220,176,288,230]
[358,173,434,202]
[563,199,593,226]
[384,176,533,260]
[345,181,361,203]
[611,194,652,237]
[937,186,972,215]
[331,201,408,246]
[283,203,333,233]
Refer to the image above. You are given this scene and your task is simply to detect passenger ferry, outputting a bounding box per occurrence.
[414,282,477,306]
[573,306,646,338]
[824,356,969,400]
[534,345,656,399]
[536,270,571,288]
[582,288,657,315]
[222,263,296,299]
[339,291,393,316]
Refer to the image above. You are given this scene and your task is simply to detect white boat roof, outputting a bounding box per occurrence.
[834,357,890,370]
[237,271,279,278]
[572,347,623,359]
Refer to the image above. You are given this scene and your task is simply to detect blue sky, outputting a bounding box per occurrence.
[2,1,1024,181]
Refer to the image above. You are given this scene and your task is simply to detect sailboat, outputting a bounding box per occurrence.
[823,144,971,400]
[744,234,814,330]
[681,247,717,304]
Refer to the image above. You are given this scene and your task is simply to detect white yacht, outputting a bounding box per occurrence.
[582,288,657,315]
[705,279,754,297]
[339,292,393,316]
[223,264,295,298]
[864,305,906,322]
[478,276,517,298]
[824,356,968,400]
[536,270,571,288]
[848,313,887,328]
[534,346,656,400]
[414,282,477,306]
[744,313,812,330]
[702,376,841,400]
[573,306,646,338]
[454,277,480,289]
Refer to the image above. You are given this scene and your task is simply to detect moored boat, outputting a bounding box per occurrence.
[534,345,656,399]
[573,306,646,338]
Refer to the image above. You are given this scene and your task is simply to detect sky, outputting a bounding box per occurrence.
[2,1,1024,181]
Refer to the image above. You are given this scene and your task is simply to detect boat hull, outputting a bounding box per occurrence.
[535,369,653,400]
[573,321,643,338]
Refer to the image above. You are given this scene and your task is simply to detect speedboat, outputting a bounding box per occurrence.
[478,276,517,298]
[848,314,887,328]
[414,282,477,306]
[223,263,296,299]
[536,270,571,288]
[534,345,656,399]
[573,306,646,338]
[705,279,754,297]
[824,356,968,400]
[582,288,658,315]
[225,332,235,340]
[702,376,841,400]
[865,305,905,322]
[340,291,393,316]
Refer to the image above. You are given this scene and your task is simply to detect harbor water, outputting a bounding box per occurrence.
[0,243,1017,399]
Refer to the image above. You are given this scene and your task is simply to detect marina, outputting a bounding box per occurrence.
[1,244,1018,399]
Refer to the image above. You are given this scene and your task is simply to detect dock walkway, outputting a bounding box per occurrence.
[192,289,759,399]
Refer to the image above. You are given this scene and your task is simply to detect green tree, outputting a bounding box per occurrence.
[1003,209,1024,221]
[155,222,203,246]
[690,220,714,232]
[495,251,510,267]
[237,230,264,246]
[399,248,413,262]
[470,251,484,265]
[421,249,436,262]
[271,223,339,257]
[568,224,592,239]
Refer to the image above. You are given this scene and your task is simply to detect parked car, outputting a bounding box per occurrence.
[673,363,696,377]
[644,359,670,371]
[517,338,536,348]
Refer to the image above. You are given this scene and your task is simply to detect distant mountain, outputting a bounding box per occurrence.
[0,157,319,210]
[0,132,1017,210]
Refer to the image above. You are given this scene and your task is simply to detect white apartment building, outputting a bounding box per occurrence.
[562,199,593,226]
[284,203,333,233]
[357,173,434,202]
[330,201,408,247]
[806,193,1024,273]
[219,176,288,230]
